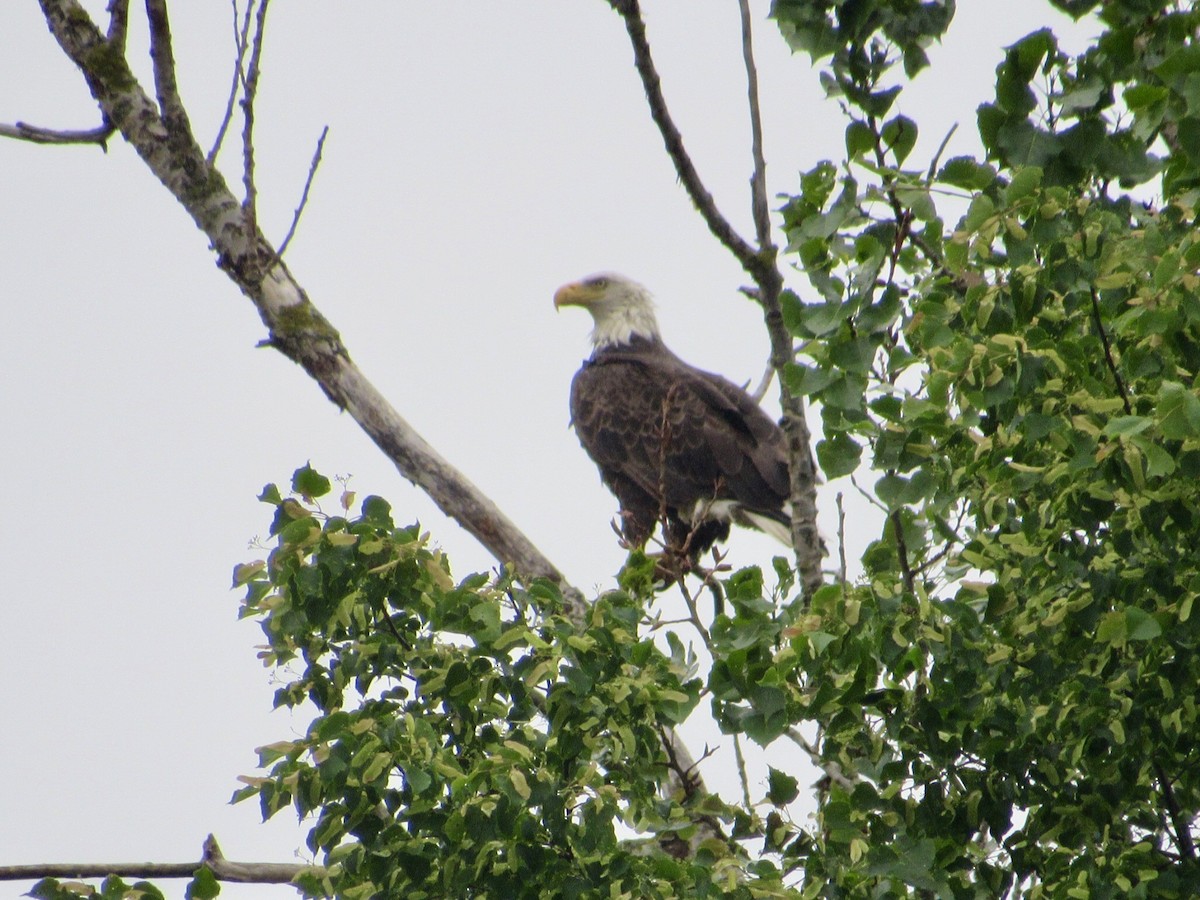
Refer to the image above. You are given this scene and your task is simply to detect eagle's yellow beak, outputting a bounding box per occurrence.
[554,281,601,311]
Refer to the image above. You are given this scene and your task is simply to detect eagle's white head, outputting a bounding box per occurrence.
[554,272,661,350]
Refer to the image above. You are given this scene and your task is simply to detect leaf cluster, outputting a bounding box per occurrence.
[229,466,806,898]
[758,0,1200,894]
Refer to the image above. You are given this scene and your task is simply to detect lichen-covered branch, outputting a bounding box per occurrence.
[31,0,583,616]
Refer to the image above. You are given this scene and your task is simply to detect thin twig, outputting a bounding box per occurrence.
[208,0,255,165]
[925,122,958,181]
[276,125,329,258]
[608,0,760,273]
[1090,287,1132,414]
[737,0,771,251]
[836,492,848,585]
[732,732,752,808]
[675,571,713,648]
[241,0,271,240]
[0,121,113,146]
[785,727,857,792]
[748,361,774,403]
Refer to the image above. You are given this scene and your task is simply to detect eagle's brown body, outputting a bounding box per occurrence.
[570,333,791,554]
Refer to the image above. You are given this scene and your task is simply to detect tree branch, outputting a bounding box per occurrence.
[1090,286,1132,415]
[0,120,113,146]
[276,124,329,258]
[144,0,189,128]
[106,0,129,47]
[1153,759,1197,860]
[738,0,771,251]
[208,0,255,165]
[30,0,585,618]
[785,726,857,792]
[607,0,760,273]
[0,834,315,886]
[607,0,824,596]
[241,0,270,238]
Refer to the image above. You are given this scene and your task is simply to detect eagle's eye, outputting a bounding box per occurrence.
[586,276,609,290]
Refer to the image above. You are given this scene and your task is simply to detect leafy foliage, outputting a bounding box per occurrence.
[764,0,1200,894]
[34,3,1200,897]
[230,467,806,898]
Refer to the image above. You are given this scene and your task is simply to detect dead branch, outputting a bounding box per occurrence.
[208,0,255,164]
[0,834,316,885]
[276,124,329,258]
[738,0,771,251]
[608,0,825,597]
[0,120,113,146]
[241,0,270,236]
[606,0,760,272]
[28,0,584,618]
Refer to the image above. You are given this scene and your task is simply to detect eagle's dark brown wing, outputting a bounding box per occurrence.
[569,337,789,552]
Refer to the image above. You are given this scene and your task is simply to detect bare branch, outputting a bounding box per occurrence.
[144,0,189,129]
[106,0,129,48]
[208,0,255,165]
[607,0,761,273]
[1090,286,1132,415]
[0,120,113,146]
[836,491,848,585]
[33,0,586,619]
[1153,759,1197,860]
[0,0,124,149]
[241,0,271,236]
[0,834,315,885]
[733,732,753,808]
[276,125,329,258]
[748,360,774,403]
[737,0,771,251]
[925,121,958,181]
[607,0,825,596]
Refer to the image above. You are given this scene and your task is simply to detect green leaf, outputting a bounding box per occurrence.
[1005,166,1043,203]
[292,463,332,499]
[964,194,997,232]
[1125,607,1162,642]
[766,766,800,806]
[817,433,863,479]
[939,156,997,190]
[1102,415,1153,438]
[186,866,221,900]
[845,120,874,158]
[881,115,918,164]
[875,473,908,510]
[1157,382,1200,439]
[258,482,283,505]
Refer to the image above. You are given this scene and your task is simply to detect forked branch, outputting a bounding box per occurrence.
[25,0,583,618]
[607,0,824,595]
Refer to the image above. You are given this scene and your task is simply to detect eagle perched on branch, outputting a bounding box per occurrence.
[556,272,793,557]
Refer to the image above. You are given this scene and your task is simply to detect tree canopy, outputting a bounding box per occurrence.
[11,0,1200,897]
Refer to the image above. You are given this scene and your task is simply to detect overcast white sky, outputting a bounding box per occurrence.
[2,3,1094,897]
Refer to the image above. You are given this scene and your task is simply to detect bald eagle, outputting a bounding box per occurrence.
[555,272,793,556]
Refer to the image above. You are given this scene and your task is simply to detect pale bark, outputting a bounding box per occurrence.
[34,0,583,616]
[0,834,313,886]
